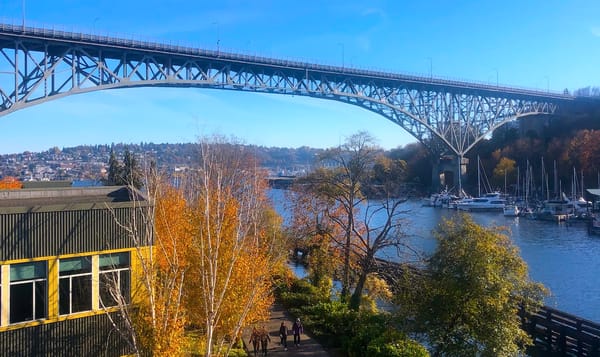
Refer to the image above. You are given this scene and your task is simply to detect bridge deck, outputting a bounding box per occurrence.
[0,23,575,101]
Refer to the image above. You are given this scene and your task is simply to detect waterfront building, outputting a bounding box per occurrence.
[0,185,149,356]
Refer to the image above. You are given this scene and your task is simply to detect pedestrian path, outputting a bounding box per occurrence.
[242,303,333,356]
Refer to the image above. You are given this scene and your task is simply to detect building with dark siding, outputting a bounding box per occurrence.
[0,185,149,356]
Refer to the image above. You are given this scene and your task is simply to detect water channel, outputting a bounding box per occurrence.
[269,189,600,323]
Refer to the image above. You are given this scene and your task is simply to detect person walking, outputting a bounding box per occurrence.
[259,325,271,356]
[292,318,303,347]
[250,326,260,356]
[279,321,288,351]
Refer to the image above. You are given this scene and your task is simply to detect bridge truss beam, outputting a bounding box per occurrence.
[0,23,567,157]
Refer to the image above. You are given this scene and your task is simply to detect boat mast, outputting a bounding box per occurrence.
[581,169,584,199]
[478,155,481,197]
[458,153,463,198]
[554,160,558,199]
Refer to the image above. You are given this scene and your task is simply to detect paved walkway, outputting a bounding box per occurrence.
[242,303,334,356]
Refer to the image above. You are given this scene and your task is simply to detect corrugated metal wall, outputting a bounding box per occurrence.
[0,207,145,261]
[0,313,132,357]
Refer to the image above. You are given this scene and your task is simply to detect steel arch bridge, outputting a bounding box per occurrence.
[0,23,574,159]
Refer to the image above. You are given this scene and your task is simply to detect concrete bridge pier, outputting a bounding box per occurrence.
[431,155,469,194]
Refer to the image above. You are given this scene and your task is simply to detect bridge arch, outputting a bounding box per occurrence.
[0,23,575,190]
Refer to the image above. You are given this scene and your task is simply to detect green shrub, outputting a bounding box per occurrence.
[345,313,390,356]
[278,278,329,312]
[365,330,429,357]
[226,348,248,357]
[274,271,429,356]
[301,301,356,347]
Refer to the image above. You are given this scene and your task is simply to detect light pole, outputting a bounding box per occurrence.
[93,17,100,33]
[212,21,220,53]
[544,76,549,92]
[337,42,345,69]
[427,57,432,79]
[493,68,498,87]
[21,0,26,28]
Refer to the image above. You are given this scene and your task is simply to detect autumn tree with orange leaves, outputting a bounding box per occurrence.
[103,170,189,356]
[0,176,22,189]
[106,139,286,356]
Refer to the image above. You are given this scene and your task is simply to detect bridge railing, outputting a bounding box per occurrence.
[0,22,578,101]
[523,305,600,356]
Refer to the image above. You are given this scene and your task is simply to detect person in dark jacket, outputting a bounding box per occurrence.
[250,326,260,355]
[259,325,270,356]
[292,318,304,347]
[279,321,288,350]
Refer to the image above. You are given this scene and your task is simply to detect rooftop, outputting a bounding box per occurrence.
[0,186,147,213]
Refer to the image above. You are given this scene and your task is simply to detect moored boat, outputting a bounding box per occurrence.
[535,197,574,222]
[424,188,459,208]
[456,192,506,212]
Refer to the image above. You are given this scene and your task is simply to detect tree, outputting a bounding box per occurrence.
[492,157,517,192]
[308,131,379,299]
[286,186,344,291]
[105,139,287,356]
[107,149,122,185]
[291,131,410,310]
[407,214,546,356]
[106,148,144,189]
[0,176,22,189]
[122,149,144,189]
[181,137,287,356]
[102,173,189,356]
[348,195,407,310]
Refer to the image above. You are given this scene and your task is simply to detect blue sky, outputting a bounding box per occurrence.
[0,0,599,154]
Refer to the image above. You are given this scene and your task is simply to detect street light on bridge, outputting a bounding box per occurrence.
[493,68,498,87]
[427,57,432,80]
[212,21,220,54]
[21,0,26,28]
[337,42,345,70]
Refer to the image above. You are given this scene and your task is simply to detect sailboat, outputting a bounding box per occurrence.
[534,160,575,222]
[569,167,592,219]
[503,166,520,217]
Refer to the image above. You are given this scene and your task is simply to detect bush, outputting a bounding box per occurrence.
[302,301,356,347]
[345,313,389,356]
[275,271,429,356]
[366,330,429,357]
[278,278,329,314]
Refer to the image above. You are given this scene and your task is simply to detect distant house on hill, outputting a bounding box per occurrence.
[0,185,149,356]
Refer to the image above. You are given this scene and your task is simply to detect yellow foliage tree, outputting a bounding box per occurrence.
[180,138,286,356]
[133,184,189,356]
[112,179,189,356]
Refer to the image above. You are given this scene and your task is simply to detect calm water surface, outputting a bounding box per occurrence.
[270,189,600,323]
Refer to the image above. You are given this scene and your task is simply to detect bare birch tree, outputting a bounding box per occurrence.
[182,137,286,356]
[105,139,286,356]
[104,163,189,356]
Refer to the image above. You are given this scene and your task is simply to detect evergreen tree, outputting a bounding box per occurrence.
[107,149,122,186]
[122,149,144,189]
[105,148,143,188]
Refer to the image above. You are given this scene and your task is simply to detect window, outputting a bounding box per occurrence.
[99,252,130,307]
[59,257,92,315]
[10,261,47,323]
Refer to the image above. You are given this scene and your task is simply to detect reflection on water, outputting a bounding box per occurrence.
[270,190,600,323]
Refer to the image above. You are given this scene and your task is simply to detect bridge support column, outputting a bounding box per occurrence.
[431,155,469,194]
